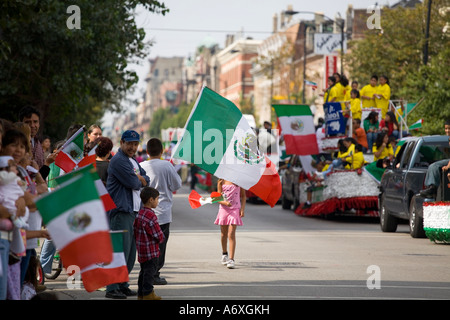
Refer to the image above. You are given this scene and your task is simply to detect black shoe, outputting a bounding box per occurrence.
[105,289,127,299]
[154,276,167,285]
[420,185,437,198]
[120,287,137,296]
[302,202,311,209]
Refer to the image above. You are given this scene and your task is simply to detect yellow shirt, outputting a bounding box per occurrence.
[343,85,352,102]
[339,143,355,159]
[345,151,365,169]
[375,83,391,118]
[360,84,377,108]
[324,86,338,103]
[334,82,345,102]
[350,98,362,120]
[372,144,394,161]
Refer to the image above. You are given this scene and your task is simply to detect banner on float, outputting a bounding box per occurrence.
[324,102,346,136]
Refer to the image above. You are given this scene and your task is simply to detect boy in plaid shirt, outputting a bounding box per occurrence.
[134,187,165,300]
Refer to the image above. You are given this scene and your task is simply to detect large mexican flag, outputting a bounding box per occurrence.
[35,171,112,270]
[172,86,281,207]
[273,104,319,155]
[81,231,129,292]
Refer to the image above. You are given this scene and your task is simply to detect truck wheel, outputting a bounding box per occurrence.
[409,196,426,238]
[380,194,398,232]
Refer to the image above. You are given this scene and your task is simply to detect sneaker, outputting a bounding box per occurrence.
[221,254,229,265]
[227,259,235,269]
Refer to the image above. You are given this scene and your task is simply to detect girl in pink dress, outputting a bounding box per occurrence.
[214,179,246,269]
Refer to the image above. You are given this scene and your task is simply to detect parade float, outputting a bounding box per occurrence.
[423,202,450,244]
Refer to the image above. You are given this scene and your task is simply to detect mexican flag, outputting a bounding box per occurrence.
[35,171,112,270]
[363,161,385,183]
[78,144,98,169]
[54,165,116,212]
[81,231,129,292]
[172,86,281,207]
[409,119,423,130]
[189,190,224,209]
[304,80,318,90]
[55,126,85,172]
[273,104,319,155]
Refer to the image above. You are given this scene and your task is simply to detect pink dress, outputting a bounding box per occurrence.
[214,184,243,226]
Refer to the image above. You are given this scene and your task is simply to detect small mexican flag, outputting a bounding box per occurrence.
[78,143,98,169]
[81,231,129,292]
[172,86,281,207]
[54,164,116,212]
[304,80,318,90]
[273,104,319,156]
[55,126,85,172]
[409,119,423,130]
[189,190,224,209]
[35,171,112,270]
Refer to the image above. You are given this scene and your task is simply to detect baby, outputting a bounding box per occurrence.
[0,156,29,230]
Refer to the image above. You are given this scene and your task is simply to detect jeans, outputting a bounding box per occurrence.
[424,159,449,188]
[20,249,36,286]
[40,239,56,274]
[0,238,10,300]
[138,258,158,296]
[367,132,378,151]
[156,223,170,279]
[106,211,136,293]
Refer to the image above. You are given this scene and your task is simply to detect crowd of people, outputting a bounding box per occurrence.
[0,106,186,300]
[321,72,410,154]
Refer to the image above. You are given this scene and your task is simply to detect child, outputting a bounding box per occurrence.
[215,179,245,269]
[344,143,366,170]
[133,187,165,300]
[0,156,29,230]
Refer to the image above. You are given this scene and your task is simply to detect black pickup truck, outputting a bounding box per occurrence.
[379,135,450,238]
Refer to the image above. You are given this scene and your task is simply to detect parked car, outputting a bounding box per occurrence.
[379,135,450,238]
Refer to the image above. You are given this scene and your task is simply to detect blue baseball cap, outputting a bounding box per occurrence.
[121,130,140,142]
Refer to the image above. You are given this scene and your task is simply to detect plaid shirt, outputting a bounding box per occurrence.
[133,207,165,263]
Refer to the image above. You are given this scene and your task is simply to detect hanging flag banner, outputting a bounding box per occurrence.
[172,86,281,207]
[324,102,346,136]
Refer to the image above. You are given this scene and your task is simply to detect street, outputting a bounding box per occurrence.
[43,184,450,301]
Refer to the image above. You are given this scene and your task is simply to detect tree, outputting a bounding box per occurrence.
[345,0,449,134]
[0,0,168,139]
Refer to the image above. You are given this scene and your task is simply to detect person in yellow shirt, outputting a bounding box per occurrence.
[344,143,366,169]
[332,137,356,169]
[359,75,378,108]
[348,89,362,120]
[333,73,345,102]
[372,132,394,161]
[323,76,338,103]
[374,75,391,118]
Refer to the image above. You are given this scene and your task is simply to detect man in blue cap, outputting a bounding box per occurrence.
[105,130,150,299]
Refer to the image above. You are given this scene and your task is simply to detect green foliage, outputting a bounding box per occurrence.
[0,0,168,140]
[345,0,449,134]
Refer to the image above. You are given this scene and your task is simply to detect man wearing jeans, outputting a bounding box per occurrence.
[420,119,450,198]
[105,130,150,299]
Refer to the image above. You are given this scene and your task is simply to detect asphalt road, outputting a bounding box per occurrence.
[38,185,450,304]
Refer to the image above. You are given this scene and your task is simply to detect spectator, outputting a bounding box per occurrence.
[140,138,182,285]
[105,130,149,299]
[18,106,44,169]
[95,136,113,186]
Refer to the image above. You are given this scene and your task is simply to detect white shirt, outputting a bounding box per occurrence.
[128,158,141,212]
[140,158,182,225]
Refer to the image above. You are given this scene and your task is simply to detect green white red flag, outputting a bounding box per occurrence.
[54,164,116,212]
[35,171,112,270]
[189,190,224,209]
[55,126,85,172]
[81,231,129,292]
[273,104,319,155]
[409,119,423,130]
[172,86,281,207]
